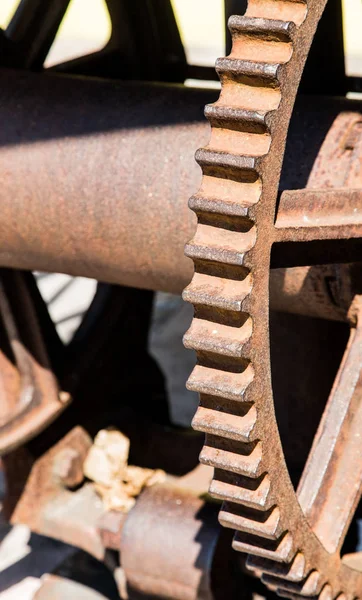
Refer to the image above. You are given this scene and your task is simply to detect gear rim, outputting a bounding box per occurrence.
[184,1,362,597]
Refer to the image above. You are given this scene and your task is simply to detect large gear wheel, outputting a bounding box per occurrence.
[184,1,362,598]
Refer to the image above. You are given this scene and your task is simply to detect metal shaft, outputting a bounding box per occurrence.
[0,69,213,293]
[0,70,361,320]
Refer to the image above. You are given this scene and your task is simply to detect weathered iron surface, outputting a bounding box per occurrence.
[0,69,213,294]
[0,69,361,322]
[297,296,362,554]
[1,4,362,597]
[120,482,239,600]
[2,85,362,457]
[0,270,69,454]
[11,427,106,560]
[10,427,241,599]
[183,1,362,598]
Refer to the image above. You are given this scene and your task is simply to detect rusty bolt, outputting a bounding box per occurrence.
[53,447,84,489]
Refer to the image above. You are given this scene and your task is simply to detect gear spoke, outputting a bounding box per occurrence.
[272,188,362,267]
[297,297,362,554]
[275,189,362,243]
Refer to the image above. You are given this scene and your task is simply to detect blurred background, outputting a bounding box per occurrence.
[0,0,361,74]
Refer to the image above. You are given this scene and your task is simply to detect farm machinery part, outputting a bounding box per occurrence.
[0,0,361,598]
[183,1,362,599]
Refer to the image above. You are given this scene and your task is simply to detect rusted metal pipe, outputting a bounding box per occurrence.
[0,70,362,320]
[0,69,213,293]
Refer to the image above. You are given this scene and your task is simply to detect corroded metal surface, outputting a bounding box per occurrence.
[11,427,106,560]
[11,427,237,599]
[184,1,362,598]
[1,85,362,456]
[1,3,362,597]
[0,68,361,319]
[120,482,239,600]
[0,70,212,294]
[0,270,69,454]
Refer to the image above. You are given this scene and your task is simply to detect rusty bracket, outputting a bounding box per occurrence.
[11,427,106,561]
[0,270,70,454]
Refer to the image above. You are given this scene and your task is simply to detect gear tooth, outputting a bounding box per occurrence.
[205,104,268,134]
[200,437,263,478]
[184,224,256,266]
[274,586,330,600]
[220,504,282,540]
[228,15,295,40]
[262,570,323,597]
[302,571,323,596]
[289,553,308,582]
[195,148,259,178]
[246,554,269,572]
[216,57,282,87]
[226,17,294,65]
[262,574,286,590]
[247,552,307,582]
[183,272,252,312]
[210,472,271,510]
[233,531,295,563]
[274,590,307,600]
[192,404,256,442]
[189,193,251,218]
[187,364,253,401]
[183,317,252,357]
[319,585,333,600]
[266,582,280,592]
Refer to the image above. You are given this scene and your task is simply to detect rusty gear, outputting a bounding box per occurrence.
[184,1,362,598]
